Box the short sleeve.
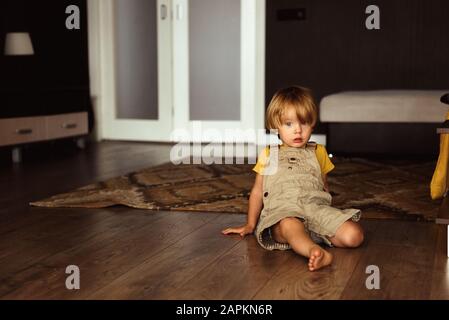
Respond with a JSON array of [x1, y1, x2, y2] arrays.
[[252, 147, 270, 175], [315, 144, 335, 175]]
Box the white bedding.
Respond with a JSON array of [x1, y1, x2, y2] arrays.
[[319, 90, 448, 123]]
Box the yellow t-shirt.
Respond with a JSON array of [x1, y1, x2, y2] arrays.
[[252, 144, 335, 175]]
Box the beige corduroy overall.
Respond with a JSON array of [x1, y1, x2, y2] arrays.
[[255, 143, 361, 250]]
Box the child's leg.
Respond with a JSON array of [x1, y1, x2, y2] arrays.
[[271, 217, 333, 271], [329, 221, 364, 248]]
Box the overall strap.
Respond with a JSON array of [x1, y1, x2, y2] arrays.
[[306, 142, 317, 150]]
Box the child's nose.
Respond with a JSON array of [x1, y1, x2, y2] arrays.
[[295, 124, 302, 133]]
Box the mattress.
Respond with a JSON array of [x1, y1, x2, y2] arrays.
[[320, 90, 449, 123]]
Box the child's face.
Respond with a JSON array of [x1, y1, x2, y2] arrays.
[[278, 107, 313, 148]]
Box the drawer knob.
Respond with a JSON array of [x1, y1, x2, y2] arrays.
[[15, 128, 33, 135], [62, 123, 78, 129]]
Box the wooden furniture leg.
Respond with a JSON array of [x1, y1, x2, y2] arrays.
[[12, 147, 22, 163], [436, 198, 449, 257], [436, 117, 449, 257]]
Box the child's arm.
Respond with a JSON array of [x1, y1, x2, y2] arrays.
[[323, 174, 330, 192], [222, 173, 263, 237]]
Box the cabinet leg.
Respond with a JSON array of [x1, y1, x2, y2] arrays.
[[12, 147, 22, 163], [76, 138, 86, 149]]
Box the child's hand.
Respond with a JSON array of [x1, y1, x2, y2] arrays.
[[221, 224, 255, 237]]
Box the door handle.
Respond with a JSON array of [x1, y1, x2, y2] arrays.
[[161, 4, 167, 20]]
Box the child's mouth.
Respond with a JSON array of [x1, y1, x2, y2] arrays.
[[294, 138, 303, 143]]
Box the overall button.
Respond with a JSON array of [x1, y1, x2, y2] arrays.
[[264, 192, 269, 197], [288, 166, 292, 170]]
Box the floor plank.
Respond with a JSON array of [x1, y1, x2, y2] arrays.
[[340, 221, 439, 299], [88, 214, 245, 299], [170, 236, 291, 300], [1, 210, 219, 299], [430, 224, 449, 299], [252, 220, 378, 300], [0, 209, 157, 284]]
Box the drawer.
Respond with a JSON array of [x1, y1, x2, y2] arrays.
[[46, 112, 88, 139], [0, 116, 47, 146]]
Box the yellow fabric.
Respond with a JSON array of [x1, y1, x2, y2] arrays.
[[253, 144, 335, 175], [430, 110, 449, 200]]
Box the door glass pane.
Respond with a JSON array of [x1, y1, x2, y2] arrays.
[[115, 0, 158, 120], [189, 0, 241, 121]]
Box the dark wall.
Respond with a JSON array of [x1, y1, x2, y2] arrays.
[[0, 0, 92, 128], [266, 0, 449, 132]]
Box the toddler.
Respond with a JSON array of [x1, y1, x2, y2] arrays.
[[222, 86, 363, 271]]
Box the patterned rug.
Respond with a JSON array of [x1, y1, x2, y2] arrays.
[[30, 157, 441, 221]]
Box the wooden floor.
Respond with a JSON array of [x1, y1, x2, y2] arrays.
[[1, 140, 448, 300]]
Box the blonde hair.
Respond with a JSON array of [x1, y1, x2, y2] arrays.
[[266, 86, 318, 130]]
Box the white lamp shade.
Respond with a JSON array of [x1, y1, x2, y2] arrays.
[[4, 32, 34, 55]]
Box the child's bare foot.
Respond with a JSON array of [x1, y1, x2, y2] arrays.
[[308, 246, 333, 271]]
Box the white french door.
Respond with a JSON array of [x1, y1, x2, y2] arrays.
[[173, 0, 265, 143], [93, 0, 265, 143], [95, 0, 172, 141]]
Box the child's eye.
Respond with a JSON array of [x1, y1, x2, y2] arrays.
[[285, 122, 292, 127]]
